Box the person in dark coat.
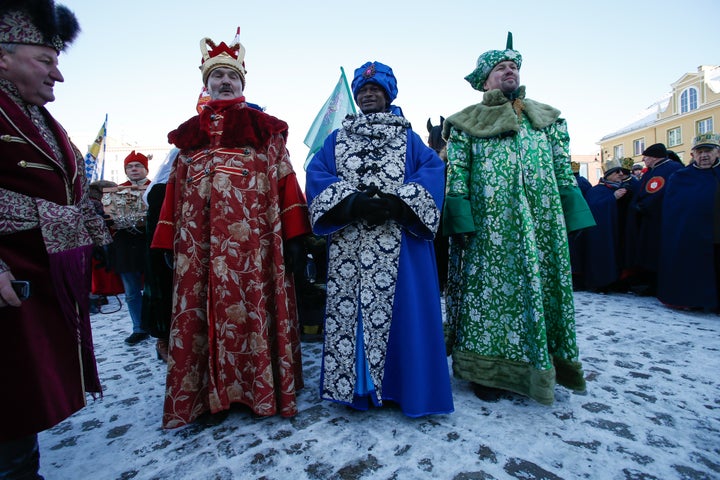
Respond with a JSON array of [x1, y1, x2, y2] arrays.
[[568, 161, 593, 289], [581, 159, 636, 292], [106, 151, 152, 345], [0, 1, 110, 477], [624, 143, 683, 296], [658, 133, 720, 311]]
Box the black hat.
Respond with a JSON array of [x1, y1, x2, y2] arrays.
[[667, 150, 682, 163], [0, 0, 80, 52], [642, 143, 667, 159]]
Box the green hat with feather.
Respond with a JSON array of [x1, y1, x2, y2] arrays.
[[465, 32, 522, 92]]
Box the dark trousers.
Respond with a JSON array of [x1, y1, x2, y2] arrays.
[[0, 434, 43, 479]]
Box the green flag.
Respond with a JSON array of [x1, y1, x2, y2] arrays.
[[303, 67, 356, 169]]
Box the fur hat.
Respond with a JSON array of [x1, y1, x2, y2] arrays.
[[602, 158, 630, 177], [691, 133, 720, 150], [0, 0, 80, 52], [642, 143, 667, 159], [199, 33, 246, 88], [465, 32, 522, 92], [124, 151, 149, 171], [351, 61, 398, 103]]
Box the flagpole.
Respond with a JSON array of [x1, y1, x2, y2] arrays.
[[100, 114, 107, 180], [340, 67, 357, 114]]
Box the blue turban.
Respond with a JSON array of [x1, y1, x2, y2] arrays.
[[351, 61, 398, 103]]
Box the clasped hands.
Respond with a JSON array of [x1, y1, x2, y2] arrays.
[[348, 185, 408, 226]]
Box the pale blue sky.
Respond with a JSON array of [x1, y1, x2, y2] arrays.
[[50, 0, 718, 180]]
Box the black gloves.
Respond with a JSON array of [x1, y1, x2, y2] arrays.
[[350, 192, 392, 226], [323, 186, 414, 227], [350, 191, 412, 226], [284, 236, 307, 276]]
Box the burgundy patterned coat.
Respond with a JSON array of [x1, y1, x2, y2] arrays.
[[0, 86, 109, 442]]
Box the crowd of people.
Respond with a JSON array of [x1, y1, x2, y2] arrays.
[[1, 1, 716, 477], [570, 137, 720, 313]]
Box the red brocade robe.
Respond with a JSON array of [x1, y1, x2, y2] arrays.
[[152, 98, 311, 428]]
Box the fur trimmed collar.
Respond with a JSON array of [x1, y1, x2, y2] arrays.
[[442, 86, 561, 140], [168, 99, 288, 150]]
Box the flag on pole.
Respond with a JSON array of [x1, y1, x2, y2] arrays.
[[84, 115, 107, 182], [303, 67, 356, 169]]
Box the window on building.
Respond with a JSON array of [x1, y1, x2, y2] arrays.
[[667, 127, 682, 147], [613, 144, 624, 159], [633, 138, 645, 156], [697, 118, 713, 135], [595, 168, 602, 180], [680, 88, 698, 113]]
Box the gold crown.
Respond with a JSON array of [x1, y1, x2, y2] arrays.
[[199, 36, 246, 87]]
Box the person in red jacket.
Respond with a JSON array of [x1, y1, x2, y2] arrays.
[[0, 1, 110, 477], [152, 32, 311, 429]]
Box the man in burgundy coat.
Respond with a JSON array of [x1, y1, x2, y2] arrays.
[[0, 1, 110, 477]]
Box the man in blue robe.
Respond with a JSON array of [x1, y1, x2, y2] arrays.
[[658, 133, 720, 310], [581, 159, 637, 292], [305, 61, 453, 417], [625, 143, 683, 295]]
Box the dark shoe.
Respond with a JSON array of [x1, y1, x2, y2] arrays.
[[472, 383, 510, 402], [125, 332, 149, 345]]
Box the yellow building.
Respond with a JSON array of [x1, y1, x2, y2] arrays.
[[599, 65, 720, 166]]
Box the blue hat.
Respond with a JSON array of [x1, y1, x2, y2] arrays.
[[351, 61, 398, 103]]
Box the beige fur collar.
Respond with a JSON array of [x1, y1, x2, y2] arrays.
[[442, 86, 561, 139]]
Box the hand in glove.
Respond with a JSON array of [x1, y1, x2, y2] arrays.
[[284, 236, 307, 276], [377, 193, 412, 224], [350, 192, 391, 226]]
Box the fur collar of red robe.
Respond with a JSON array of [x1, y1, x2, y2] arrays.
[[168, 98, 288, 150]]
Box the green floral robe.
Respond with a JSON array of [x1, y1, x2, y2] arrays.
[[443, 87, 594, 404]]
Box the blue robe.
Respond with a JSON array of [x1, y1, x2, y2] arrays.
[[625, 159, 683, 272], [581, 181, 633, 289], [305, 120, 453, 418], [658, 164, 720, 309]]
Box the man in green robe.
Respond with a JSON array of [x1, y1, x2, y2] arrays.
[[443, 33, 595, 405]]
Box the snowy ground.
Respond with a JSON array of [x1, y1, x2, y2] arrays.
[[38, 291, 719, 480]]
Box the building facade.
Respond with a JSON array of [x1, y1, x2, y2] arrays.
[[599, 65, 720, 166]]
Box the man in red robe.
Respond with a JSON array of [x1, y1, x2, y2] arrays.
[[0, 1, 111, 476], [152, 32, 311, 428]]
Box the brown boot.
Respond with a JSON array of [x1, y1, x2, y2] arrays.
[[156, 339, 169, 362]]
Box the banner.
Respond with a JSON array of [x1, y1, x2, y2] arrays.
[[84, 115, 107, 182], [303, 67, 356, 169]]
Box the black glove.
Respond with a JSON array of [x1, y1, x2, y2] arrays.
[[163, 250, 174, 269], [284, 236, 306, 276], [451, 233, 475, 249], [350, 192, 391, 226], [378, 193, 412, 224]]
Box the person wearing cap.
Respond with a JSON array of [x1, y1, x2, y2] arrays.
[[151, 33, 311, 429], [441, 33, 594, 405], [0, 0, 111, 476], [658, 133, 720, 311], [631, 163, 644, 180], [624, 142, 683, 296], [305, 61, 453, 417], [579, 159, 637, 293], [105, 151, 152, 345]]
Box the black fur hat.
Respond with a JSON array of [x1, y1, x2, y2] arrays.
[[0, 0, 80, 52]]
